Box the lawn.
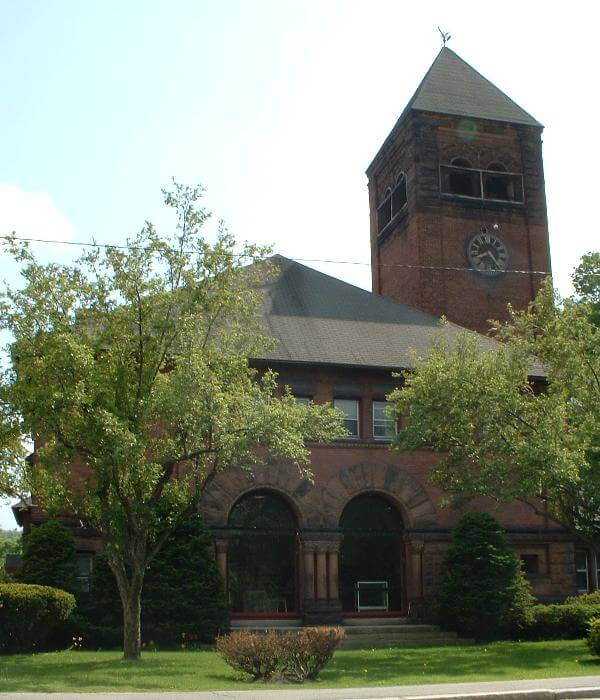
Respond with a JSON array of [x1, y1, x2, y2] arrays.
[[0, 640, 598, 693]]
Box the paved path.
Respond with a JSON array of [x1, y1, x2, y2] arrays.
[[2, 676, 600, 700]]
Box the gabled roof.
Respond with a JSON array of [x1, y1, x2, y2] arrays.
[[254, 255, 498, 370], [409, 47, 542, 127]]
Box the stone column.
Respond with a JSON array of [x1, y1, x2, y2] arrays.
[[214, 538, 229, 595], [328, 548, 340, 601], [406, 538, 425, 618], [315, 546, 328, 600], [302, 542, 316, 601], [300, 532, 343, 625]]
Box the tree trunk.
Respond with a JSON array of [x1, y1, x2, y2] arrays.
[[110, 557, 145, 662], [122, 585, 143, 661]]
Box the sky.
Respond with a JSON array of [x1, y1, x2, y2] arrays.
[[1, 0, 599, 529]]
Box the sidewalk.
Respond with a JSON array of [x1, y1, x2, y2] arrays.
[[3, 675, 600, 700]]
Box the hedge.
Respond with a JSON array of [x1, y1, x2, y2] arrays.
[[0, 583, 76, 652], [520, 602, 600, 640], [587, 617, 600, 656]]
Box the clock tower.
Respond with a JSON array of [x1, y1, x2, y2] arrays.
[[367, 48, 552, 334]]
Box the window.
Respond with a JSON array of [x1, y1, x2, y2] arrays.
[[377, 173, 407, 234], [576, 550, 589, 592], [334, 398, 359, 438], [372, 401, 396, 441], [520, 554, 540, 576], [75, 553, 93, 593], [294, 396, 311, 406], [444, 157, 481, 198], [440, 158, 524, 203]]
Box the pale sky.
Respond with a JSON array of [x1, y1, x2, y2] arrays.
[[1, 0, 599, 528]]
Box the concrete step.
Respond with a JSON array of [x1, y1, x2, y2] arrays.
[[343, 624, 441, 634], [343, 616, 409, 626], [231, 618, 302, 629]]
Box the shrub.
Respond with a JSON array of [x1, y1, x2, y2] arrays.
[[18, 521, 77, 593], [438, 512, 533, 641], [216, 630, 281, 681], [587, 617, 600, 656], [520, 603, 600, 640], [216, 627, 344, 682], [0, 583, 76, 652], [75, 514, 228, 648], [279, 627, 345, 682], [566, 590, 600, 606], [142, 514, 229, 644]]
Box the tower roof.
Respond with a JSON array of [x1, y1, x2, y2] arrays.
[[409, 47, 541, 127]]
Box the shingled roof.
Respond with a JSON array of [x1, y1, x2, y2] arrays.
[[254, 255, 499, 370], [409, 47, 541, 127]]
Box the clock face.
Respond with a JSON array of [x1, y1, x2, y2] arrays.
[[467, 230, 509, 276]]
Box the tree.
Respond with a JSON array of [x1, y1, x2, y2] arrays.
[[0, 182, 343, 660], [18, 521, 77, 593], [438, 512, 532, 641], [390, 258, 599, 560]]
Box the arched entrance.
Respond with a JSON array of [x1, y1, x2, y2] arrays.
[[339, 493, 404, 613], [228, 490, 298, 614]]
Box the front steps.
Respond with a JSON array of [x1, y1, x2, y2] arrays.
[[230, 616, 469, 648]]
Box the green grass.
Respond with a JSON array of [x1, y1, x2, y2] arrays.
[[0, 640, 598, 693]]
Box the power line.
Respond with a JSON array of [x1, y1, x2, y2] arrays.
[[0, 234, 551, 276]]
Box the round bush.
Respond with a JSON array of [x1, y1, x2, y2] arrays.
[[0, 583, 76, 652], [438, 512, 533, 641], [588, 617, 600, 656]]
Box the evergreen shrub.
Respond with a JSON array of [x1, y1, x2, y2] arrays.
[[438, 512, 533, 641], [17, 521, 76, 593], [75, 513, 228, 647], [0, 583, 75, 652]]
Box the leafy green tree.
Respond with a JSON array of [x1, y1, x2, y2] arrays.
[[0, 528, 21, 559], [0, 182, 343, 659], [438, 512, 533, 641], [18, 521, 76, 593], [390, 260, 600, 561]]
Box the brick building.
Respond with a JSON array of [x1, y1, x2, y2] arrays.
[[12, 48, 599, 621]]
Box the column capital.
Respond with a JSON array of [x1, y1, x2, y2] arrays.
[[407, 538, 425, 554], [214, 538, 229, 554]]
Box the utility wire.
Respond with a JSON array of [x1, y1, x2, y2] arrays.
[[0, 234, 551, 276]]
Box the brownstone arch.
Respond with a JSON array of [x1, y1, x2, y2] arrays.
[[320, 460, 437, 530], [200, 461, 317, 529]]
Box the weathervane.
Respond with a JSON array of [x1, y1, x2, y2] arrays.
[[438, 27, 451, 46]]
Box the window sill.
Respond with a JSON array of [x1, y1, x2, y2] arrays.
[[440, 193, 525, 209]]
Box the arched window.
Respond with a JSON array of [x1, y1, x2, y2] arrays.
[[339, 493, 404, 612], [451, 157, 471, 168], [228, 491, 298, 613], [447, 157, 481, 197], [377, 173, 407, 234], [484, 161, 513, 200]]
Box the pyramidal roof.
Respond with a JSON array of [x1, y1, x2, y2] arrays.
[[409, 47, 541, 127]]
